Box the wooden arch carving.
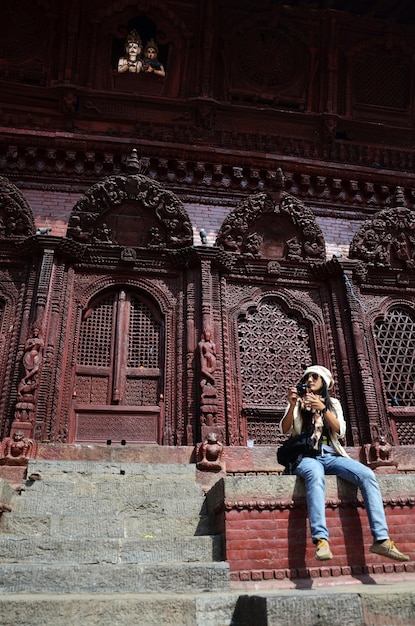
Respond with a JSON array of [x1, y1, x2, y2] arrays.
[[229, 284, 325, 328], [0, 176, 35, 239], [66, 150, 193, 249], [349, 187, 415, 270], [215, 174, 326, 261], [76, 275, 175, 314]]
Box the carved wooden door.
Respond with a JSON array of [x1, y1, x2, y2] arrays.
[[72, 288, 164, 444]]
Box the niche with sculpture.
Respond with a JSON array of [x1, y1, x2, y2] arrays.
[[117, 30, 165, 77], [112, 15, 168, 94]]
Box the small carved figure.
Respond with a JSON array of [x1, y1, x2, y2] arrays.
[[120, 247, 137, 262], [118, 30, 143, 73], [148, 226, 165, 248], [196, 432, 224, 472], [62, 91, 78, 115], [22, 324, 44, 384], [286, 237, 302, 260], [365, 435, 397, 468], [243, 232, 262, 257], [199, 328, 217, 387], [196, 103, 215, 131], [0, 430, 35, 464], [93, 222, 112, 243], [142, 39, 165, 77]]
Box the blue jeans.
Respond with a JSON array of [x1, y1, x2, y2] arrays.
[[294, 452, 389, 543]]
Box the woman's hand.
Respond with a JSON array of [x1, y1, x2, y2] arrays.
[[287, 386, 299, 406], [303, 390, 325, 412]]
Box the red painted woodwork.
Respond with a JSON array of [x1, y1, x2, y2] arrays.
[[1, 1, 415, 456]]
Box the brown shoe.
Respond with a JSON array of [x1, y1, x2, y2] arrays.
[[315, 538, 333, 561], [370, 539, 409, 562]]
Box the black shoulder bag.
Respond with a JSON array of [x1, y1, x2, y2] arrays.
[[277, 428, 320, 474]]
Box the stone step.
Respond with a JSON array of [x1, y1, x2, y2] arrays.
[[2, 584, 415, 626], [11, 491, 207, 515], [26, 459, 197, 480], [0, 511, 213, 537], [0, 562, 230, 595], [0, 534, 223, 563], [13, 483, 205, 514], [19, 477, 205, 499], [0, 593, 199, 626]]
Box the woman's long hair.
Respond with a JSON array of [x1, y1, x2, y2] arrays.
[[299, 377, 334, 430]]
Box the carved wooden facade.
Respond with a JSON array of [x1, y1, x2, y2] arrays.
[[1, 2, 415, 450], [2, 163, 415, 448]]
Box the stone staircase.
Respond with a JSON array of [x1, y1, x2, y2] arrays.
[[0, 459, 230, 625], [1, 457, 415, 626]]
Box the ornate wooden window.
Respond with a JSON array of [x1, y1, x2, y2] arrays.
[[355, 52, 409, 110], [73, 288, 163, 444], [352, 48, 411, 124], [238, 298, 312, 444], [374, 307, 415, 444], [76, 289, 162, 406]]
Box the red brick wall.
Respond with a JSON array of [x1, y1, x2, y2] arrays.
[[24, 189, 82, 237], [21, 189, 357, 260], [225, 504, 415, 582]]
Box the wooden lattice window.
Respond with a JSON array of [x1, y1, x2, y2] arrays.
[[76, 289, 162, 406], [128, 295, 160, 368], [78, 294, 113, 368], [238, 299, 312, 408], [354, 52, 409, 110], [238, 299, 312, 444], [374, 308, 415, 407]]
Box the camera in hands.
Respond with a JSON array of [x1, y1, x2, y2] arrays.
[[296, 382, 309, 396]]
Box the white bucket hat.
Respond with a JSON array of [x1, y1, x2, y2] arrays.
[[303, 365, 334, 390]]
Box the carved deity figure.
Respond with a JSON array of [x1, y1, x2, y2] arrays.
[[196, 432, 224, 472], [243, 232, 262, 257], [199, 328, 220, 428], [364, 435, 397, 469], [22, 324, 44, 384], [199, 328, 217, 388], [142, 39, 165, 77], [286, 237, 302, 260], [0, 430, 35, 464], [14, 324, 44, 424], [118, 30, 143, 73]]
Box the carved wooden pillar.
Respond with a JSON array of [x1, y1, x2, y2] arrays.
[[11, 240, 67, 442], [185, 275, 196, 446], [197, 253, 225, 444], [342, 263, 392, 444]]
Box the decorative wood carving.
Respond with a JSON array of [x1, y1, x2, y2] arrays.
[[350, 187, 415, 270], [67, 150, 193, 249], [216, 171, 325, 261], [0, 430, 36, 465], [0, 177, 35, 239]]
